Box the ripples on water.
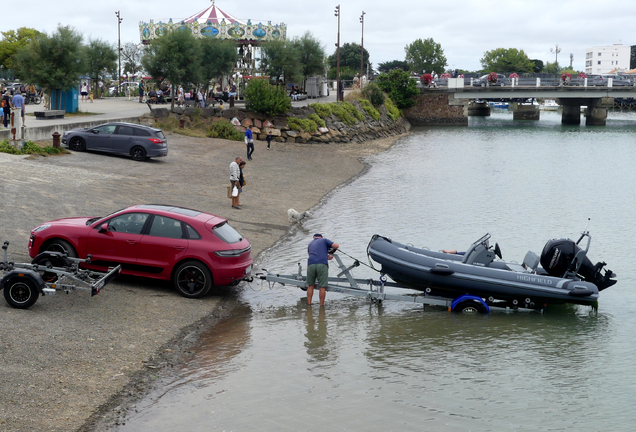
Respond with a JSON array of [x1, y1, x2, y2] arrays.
[[117, 111, 636, 431]]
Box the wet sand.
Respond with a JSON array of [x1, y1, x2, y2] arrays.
[[0, 131, 406, 432]]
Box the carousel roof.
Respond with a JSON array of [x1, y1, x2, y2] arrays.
[[183, 2, 245, 25]]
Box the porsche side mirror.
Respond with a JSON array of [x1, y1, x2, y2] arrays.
[[99, 223, 109, 233]]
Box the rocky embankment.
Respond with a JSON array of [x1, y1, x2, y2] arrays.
[[149, 100, 411, 143]]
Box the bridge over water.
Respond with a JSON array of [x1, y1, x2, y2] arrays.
[[407, 80, 636, 126]]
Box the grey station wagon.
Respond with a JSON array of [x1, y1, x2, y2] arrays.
[[62, 122, 168, 161]]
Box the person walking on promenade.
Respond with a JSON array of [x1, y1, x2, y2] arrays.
[[245, 126, 254, 160], [237, 160, 246, 206], [230, 156, 242, 209], [306, 234, 339, 307], [266, 131, 273, 150], [11, 91, 25, 126], [2, 91, 11, 128], [138, 81, 145, 103], [80, 82, 89, 102]]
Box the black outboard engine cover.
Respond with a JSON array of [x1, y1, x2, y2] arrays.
[[540, 238, 616, 291]]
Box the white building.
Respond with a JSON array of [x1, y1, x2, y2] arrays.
[[585, 44, 631, 75]]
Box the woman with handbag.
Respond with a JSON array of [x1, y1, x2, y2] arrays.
[[237, 161, 247, 206]]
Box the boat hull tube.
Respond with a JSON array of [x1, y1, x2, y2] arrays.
[[367, 234, 616, 308]]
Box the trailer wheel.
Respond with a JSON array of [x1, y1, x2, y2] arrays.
[[454, 300, 487, 314], [4, 278, 39, 309], [173, 261, 213, 298], [44, 239, 77, 258]]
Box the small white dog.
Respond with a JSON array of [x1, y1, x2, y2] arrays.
[[287, 208, 310, 223]]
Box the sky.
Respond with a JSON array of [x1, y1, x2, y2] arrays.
[[6, 0, 635, 72]]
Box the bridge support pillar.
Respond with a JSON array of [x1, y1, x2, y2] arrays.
[[584, 98, 612, 126], [561, 105, 581, 125], [511, 103, 540, 120], [466, 100, 490, 117]]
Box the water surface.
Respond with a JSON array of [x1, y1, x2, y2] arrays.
[[116, 110, 636, 431]]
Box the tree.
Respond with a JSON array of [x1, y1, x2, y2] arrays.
[[544, 61, 560, 74], [404, 38, 447, 74], [142, 30, 201, 109], [244, 78, 291, 115], [327, 42, 371, 77], [84, 39, 117, 96], [13, 25, 84, 91], [199, 39, 237, 91], [529, 59, 544, 73], [293, 32, 325, 79], [0, 27, 42, 70], [480, 48, 535, 73], [378, 60, 409, 73], [631, 45, 636, 69], [121, 42, 145, 79], [376, 69, 418, 109], [260, 40, 302, 85]]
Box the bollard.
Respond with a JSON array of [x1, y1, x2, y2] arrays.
[[229, 95, 235, 108], [52, 132, 61, 149], [179, 117, 185, 128]]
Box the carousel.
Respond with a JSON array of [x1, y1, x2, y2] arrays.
[[139, 0, 287, 76]]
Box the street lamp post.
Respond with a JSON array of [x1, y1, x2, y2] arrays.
[[116, 11, 122, 96], [334, 5, 341, 101], [360, 11, 365, 89], [550, 44, 561, 71]]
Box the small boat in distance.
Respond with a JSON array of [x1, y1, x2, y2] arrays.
[[367, 229, 616, 309], [540, 99, 559, 111]]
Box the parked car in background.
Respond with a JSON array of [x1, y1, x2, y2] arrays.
[[28, 204, 253, 298], [62, 122, 168, 161], [585, 75, 634, 86], [472, 73, 508, 87]]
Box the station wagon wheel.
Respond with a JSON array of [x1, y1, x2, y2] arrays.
[[131, 146, 147, 161], [69, 137, 86, 151], [173, 261, 213, 298], [44, 239, 77, 258], [4, 278, 39, 309]]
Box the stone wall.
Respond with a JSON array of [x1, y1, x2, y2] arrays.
[[147, 100, 411, 144], [403, 93, 467, 126]]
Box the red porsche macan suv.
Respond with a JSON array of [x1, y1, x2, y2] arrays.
[[28, 205, 253, 298]]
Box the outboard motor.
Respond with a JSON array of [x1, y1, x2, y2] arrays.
[[540, 238, 616, 291]]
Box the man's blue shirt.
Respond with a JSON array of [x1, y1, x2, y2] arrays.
[[245, 129, 253, 140], [307, 238, 334, 266]]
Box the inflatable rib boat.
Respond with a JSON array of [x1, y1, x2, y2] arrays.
[[367, 232, 616, 308]]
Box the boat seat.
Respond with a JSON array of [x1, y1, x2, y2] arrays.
[[523, 251, 540, 271]]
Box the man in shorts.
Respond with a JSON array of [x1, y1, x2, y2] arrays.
[[306, 233, 339, 306]]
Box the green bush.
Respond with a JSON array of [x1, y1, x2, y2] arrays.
[[331, 103, 357, 126], [361, 82, 386, 107], [207, 120, 244, 141], [376, 69, 418, 109], [384, 97, 402, 121], [288, 117, 318, 133], [359, 99, 381, 121], [22, 141, 45, 154], [342, 102, 364, 121], [244, 79, 291, 116], [0, 140, 20, 154], [44, 146, 61, 154], [308, 113, 325, 128], [310, 103, 332, 118]]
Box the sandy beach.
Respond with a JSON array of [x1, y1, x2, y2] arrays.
[[0, 130, 405, 432]]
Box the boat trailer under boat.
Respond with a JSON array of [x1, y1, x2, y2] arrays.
[[259, 227, 616, 314]]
